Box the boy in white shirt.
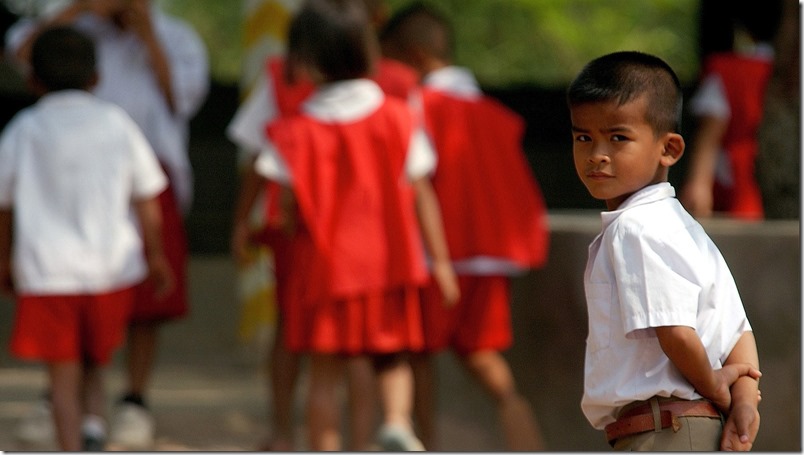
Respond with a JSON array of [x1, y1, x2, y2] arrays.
[[0, 26, 172, 451], [567, 51, 761, 451]]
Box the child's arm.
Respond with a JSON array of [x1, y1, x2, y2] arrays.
[[231, 164, 265, 266], [0, 208, 13, 295], [720, 331, 761, 451], [411, 177, 459, 306], [679, 115, 728, 218], [655, 326, 761, 412], [134, 196, 174, 298]]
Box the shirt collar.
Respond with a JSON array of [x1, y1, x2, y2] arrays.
[[302, 78, 384, 122], [600, 182, 676, 228], [422, 66, 481, 100]]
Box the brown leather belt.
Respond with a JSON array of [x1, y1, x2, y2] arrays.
[[605, 398, 721, 444]]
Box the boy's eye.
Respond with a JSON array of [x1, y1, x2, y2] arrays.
[[611, 134, 629, 142], [574, 134, 591, 142]]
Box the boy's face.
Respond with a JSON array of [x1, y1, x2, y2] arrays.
[[570, 95, 683, 210]]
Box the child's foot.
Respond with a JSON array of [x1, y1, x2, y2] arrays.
[[376, 424, 425, 451]]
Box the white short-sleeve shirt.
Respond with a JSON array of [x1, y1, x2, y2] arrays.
[[6, 5, 209, 213], [0, 91, 168, 295], [254, 79, 436, 183], [580, 182, 752, 429]]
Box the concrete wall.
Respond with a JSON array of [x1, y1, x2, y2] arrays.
[[504, 211, 800, 450]]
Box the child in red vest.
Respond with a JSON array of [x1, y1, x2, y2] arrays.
[[245, 0, 458, 450], [381, 2, 549, 450]]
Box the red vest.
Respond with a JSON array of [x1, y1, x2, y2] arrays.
[[704, 53, 773, 219], [421, 89, 549, 268], [266, 98, 428, 301]]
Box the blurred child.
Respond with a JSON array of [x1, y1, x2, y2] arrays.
[[246, 0, 459, 450], [567, 50, 760, 450], [679, 2, 781, 220], [5, 1, 208, 449], [227, 0, 419, 449], [0, 26, 172, 451], [381, 3, 549, 450]]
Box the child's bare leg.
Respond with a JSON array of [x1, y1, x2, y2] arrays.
[[461, 350, 545, 451], [263, 329, 300, 451], [82, 363, 106, 419], [346, 355, 376, 450], [306, 353, 344, 450], [48, 361, 83, 451], [410, 352, 437, 450], [374, 353, 415, 430], [124, 321, 159, 399]]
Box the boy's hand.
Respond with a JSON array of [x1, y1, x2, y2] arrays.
[[720, 401, 760, 451], [711, 363, 761, 412], [147, 253, 174, 299], [431, 260, 459, 307], [230, 221, 253, 266]]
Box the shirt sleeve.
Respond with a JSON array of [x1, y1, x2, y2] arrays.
[[226, 72, 278, 155], [609, 224, 702, 338], [254, 140, 292, 185], [689, 73, 730, 120], [127, 116, 169, 199], [405, 127, 437, 180], [0, 117, 21, 207], [159, 14, 210, 119]]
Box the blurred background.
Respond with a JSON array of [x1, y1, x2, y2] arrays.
[[0, 0, 799, 451]]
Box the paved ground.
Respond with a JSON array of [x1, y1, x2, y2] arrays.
[[0, 257, 504, 452]]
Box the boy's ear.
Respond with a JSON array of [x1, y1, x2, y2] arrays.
[[660, 132, 685, 166]]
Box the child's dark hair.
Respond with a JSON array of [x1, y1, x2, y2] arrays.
[[286, 0, 376, 83], [380, 1, 453, 62], [567, 51, 682, 135], [31, 25, 96, 91]]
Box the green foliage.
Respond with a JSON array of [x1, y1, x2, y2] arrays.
[[161, 0, 700, 88]]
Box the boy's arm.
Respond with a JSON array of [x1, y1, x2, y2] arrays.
[[411, 177, 459, 306], [720, 331, 761, 451], [231, 164, 265, 265], [134, 196, 173, 298], [655, 325, 760, 412], [679, 115, 728, 218], [0, 208, 13, 295]]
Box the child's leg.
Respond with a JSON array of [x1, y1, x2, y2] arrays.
[[373, 353, 425, 450], [261, 324, 300, 451], [82, 362, 106, 419], [124, 321, 159, 401], [345, 355, 377, 450], [47, 361, 83, 451], [460, 350, 545, 450], [306, 353, 345, 450], [410, 352, 437, 450]]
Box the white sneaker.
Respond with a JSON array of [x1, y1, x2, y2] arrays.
[[108, 403, 155, 450], [15, 399, 56, 449], [376, 424, 425, 451]]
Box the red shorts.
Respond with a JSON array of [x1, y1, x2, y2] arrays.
[[10, 286, 135, 364], [131, 186, 188, 323], [419, 275, 512, 355]]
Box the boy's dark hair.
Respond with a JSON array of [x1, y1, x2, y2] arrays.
[[567, 51, 682, 135], [287, 0, 376, 82], [31, 25, 96, 91], [380, 1, 453, 62]]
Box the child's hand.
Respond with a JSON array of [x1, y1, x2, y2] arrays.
[[431, 260, 459, 307], [230, 221, 253, 266], [147, 253, 175, 300], [720, 401, 760, 451], [711, 363, 761, 411]]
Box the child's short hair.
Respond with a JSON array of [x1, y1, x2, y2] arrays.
[[567, 51, 682, 135], [31, 26, 96, 91], [380, 1, 453, 62], [287, 0, 376, 82]]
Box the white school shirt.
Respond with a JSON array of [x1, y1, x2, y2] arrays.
[[0, 90, 168, 295], [6, 5, 209, 213], [255, 78, 435, 183], [580, 182, 752, 429]]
